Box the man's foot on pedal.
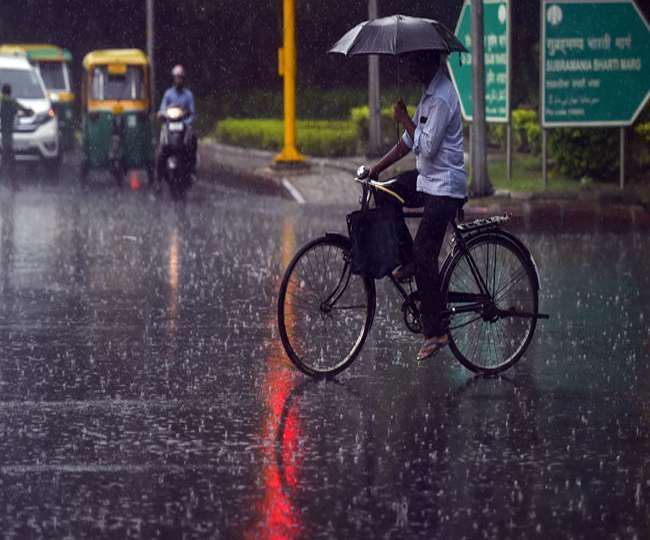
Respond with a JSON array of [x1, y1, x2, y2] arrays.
[[416, 336, 449, 361], [393, 262, 415, 283]]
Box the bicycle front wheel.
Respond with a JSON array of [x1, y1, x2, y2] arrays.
[[277, 234, 376, 377], [444, 233, 539, 374]]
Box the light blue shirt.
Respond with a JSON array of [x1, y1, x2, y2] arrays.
[[159, 87, 195, 125], [402, 69, 468, 199]]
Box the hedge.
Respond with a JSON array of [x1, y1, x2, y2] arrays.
[[548, 128, 620, 181], [214, 118, 358, 157], [483, 108, 541, 155], [512, 108, 541, 155], [350, 104, 417, 155], [214, 103, 649, 177]]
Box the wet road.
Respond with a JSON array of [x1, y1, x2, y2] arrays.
[[0, 167, 649, 538]]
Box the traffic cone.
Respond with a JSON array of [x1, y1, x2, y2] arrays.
[[129, 171, 141, 191]]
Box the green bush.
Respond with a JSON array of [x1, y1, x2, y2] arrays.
[[632, 121, 650, 175], [525, 122, 542, 155], [214, 118, 358, 157], [487, 123, 506, 150], [548, 128, 619, 181], [512, 108, 541, 154], [635, 122, 650, 144]]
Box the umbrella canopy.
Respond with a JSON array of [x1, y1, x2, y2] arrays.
[[328, 14, 467, 57]]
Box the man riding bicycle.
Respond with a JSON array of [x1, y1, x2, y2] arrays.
[[367, 50, 468, 361]]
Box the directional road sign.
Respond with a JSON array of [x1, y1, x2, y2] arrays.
[[542, 0, 650, 126], [448, 0, 510, 123]]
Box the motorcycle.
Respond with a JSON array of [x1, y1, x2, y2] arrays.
[[158, 106, 193, 201]]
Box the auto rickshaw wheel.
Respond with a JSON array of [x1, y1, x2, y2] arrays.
[[146, 163, 156, 188], [80, 160, 89, 188], [111, 160, 125, 188]]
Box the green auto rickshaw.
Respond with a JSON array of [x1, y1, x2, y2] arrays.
[[80, 49, 155, 187], [0, 44, 76, 151]]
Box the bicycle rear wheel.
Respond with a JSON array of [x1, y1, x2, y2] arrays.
[[278, 234, 376, 377], [444, 233, 538, 374]]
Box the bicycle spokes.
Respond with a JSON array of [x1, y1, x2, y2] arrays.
[[278, 237, 374, 376], [446, 236, 538, 372]]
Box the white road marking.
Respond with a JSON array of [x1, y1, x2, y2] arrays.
[[281, 178, 306, 204]]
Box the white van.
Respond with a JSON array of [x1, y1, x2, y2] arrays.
[[0, 54, 60, 171]]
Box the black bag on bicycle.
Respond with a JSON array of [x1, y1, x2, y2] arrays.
[[346, 207, 402, 279]]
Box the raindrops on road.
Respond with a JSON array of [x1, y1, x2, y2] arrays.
[[0, 170, 648, 538]]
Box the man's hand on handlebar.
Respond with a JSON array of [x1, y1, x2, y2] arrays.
[[355, 165, 371, 180], [367, 166, 380, 180]]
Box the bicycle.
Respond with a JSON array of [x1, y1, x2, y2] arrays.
[[277, 166, 548, 378]]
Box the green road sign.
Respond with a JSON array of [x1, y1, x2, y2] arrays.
[[542, 0, 650, 126], [448, 0, 510, 123]]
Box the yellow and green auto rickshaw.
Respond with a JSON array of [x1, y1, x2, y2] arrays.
[[0, 44, 75, 151], [80, 49, 155, 186]]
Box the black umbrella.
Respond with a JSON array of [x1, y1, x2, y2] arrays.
[[328, 14, 467, 57], [328, 14, 466, 145]]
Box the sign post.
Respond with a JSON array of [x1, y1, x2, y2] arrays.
[[146, 0, 155, 105], [449, 0, 511, 183], [449, 0, 511, 123], [367, 0, 382, 158], [275, 0, 305, 165], [620, 127, 625, 189], [541, 0, 650, 188]]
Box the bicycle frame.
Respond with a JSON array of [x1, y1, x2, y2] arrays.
[[354, 174, 548, 327], [388, 211, 492, 323]]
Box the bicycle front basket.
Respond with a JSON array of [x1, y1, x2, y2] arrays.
[[346, 207, 401, 279]]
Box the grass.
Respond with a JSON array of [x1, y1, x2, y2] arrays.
[[485, 152, 650, 204], [486, 152, 578, 193]]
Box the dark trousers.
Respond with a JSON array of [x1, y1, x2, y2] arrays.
[[375, 170, 461, 338], [0, 141, 15, 183]]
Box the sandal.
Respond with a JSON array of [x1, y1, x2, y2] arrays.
[[393, 262, 416, 283], [416, 336, 449, 361]]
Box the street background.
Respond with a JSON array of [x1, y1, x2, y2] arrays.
[[0, 164, 648, 537], [2, 0, 649, 192], [0, 1, 649, 537]]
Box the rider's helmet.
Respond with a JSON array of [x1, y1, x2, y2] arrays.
[[171, 65, 185, 79]]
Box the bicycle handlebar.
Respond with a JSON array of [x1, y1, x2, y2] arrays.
[[354, 165, 398, 188], [354, 165, 405, 204]]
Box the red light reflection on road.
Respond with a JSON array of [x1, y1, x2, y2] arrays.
[[247, 218, 302, 540]]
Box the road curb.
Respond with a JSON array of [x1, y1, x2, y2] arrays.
[[197, 140, 650, 222], [198, 141, 294, 200]]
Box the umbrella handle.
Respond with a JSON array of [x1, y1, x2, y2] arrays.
[[395, 58, 400, 144]]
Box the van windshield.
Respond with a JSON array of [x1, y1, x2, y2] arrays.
[[37, 61, 69, 91], [0, 68, 46, 99], [91, 66, 144, 100]]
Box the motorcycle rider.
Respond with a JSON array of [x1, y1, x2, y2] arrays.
[[156, 65, 197, 184]]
